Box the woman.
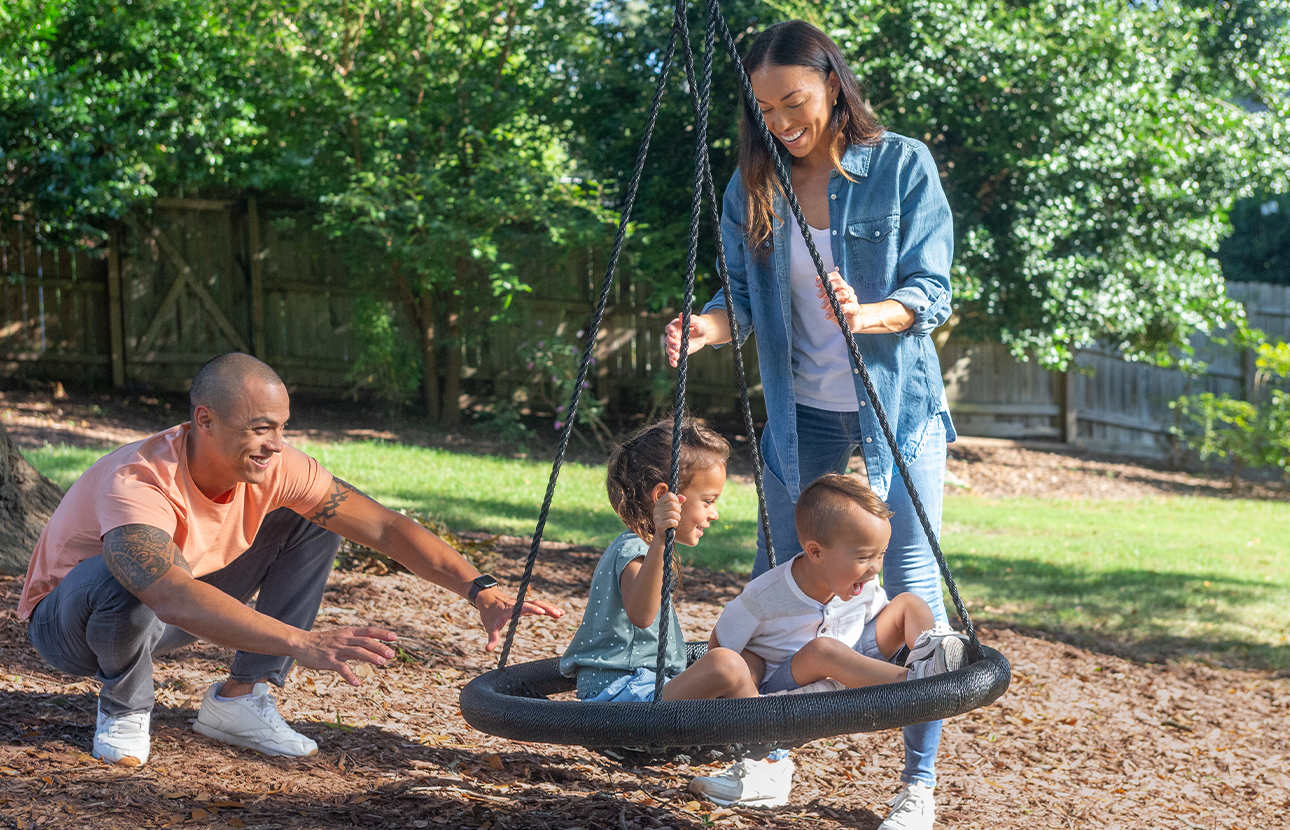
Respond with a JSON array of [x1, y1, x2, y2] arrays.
[[665, 20, 955, 830]]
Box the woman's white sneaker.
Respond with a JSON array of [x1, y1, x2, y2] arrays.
[[688, 755, 795, 807], [193, 682, 318, 757], [92, 702, 150, 766], [879, 782, 936, 830]]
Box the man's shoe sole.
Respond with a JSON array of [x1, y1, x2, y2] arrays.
[[192, 720, 318, 757], [698, 794, 789, 808]]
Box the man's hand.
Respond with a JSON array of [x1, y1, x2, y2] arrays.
[[474, 589, 564, 652], [293, 626, 398, 686]]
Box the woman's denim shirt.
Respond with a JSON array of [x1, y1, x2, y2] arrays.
[[702, 132, 957, 499]]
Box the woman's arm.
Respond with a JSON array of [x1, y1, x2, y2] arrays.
[[664, 312, 732, 367], [666, 175, 755, 365], [820, 142, 953, 337], [817, 270, 917, 334]]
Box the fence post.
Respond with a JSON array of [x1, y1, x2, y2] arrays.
[[106, 223, 126, 388], [1062, 362, 1079, 444], [246, 194, 267, 360]]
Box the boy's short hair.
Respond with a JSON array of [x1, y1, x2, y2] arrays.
[[794, 473, 893, 548]]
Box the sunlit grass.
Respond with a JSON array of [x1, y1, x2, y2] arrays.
[[940, 496, 1290, 671]]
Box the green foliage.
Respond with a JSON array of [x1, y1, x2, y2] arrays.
[[827, 0, 1290, 368], [1219, 193, 1290, 285], [1171, 342, 1290, 485], [346, 296, 423, 410], [0, 0, 257, 246], [5, 0, 1288, 383], [570, 1, 1290, 368], [233, 0, 614, 310]]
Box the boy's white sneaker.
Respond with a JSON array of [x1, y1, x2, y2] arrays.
[[688, 755, 795, 807], [878, 782, 936, 830], [193, 682, 318, 757], [906, 625, 968, 680], [92, 702, 150, 766]]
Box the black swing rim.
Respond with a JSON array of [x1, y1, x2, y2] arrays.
[[461, 641, 1011, 753]]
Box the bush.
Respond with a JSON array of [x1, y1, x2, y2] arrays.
[[1171, 342, 1290, 487], [346, 296, 423, 411]]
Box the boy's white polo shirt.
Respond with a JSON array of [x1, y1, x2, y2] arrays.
[[713, 554, 889, 684]]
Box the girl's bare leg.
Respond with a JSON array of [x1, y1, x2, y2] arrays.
[[661, 647, 760, 701]]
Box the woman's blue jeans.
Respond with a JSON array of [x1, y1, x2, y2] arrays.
[[753, 404, 948, 788]]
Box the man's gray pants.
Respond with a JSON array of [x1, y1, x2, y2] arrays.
[[27, 509, 340, 716]]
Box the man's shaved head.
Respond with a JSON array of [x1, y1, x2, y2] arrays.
[[190, 353, 285, 421]]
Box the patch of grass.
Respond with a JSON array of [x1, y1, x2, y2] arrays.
[[20, 444, 110, 491], [941, 496, 1290, 672]]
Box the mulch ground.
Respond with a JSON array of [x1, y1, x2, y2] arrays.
[[1, 387, 1288, 829]]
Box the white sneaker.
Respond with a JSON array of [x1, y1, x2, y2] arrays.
[[193, 682, 318, 757], [688, 756, 795, 807], [906, 625, 968, 680], [768, 678, 846, 696], [92, 702, 150, 766], [879, 782, 936, 830]]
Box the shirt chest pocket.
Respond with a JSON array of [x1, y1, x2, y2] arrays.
[[845, 214, 901, 289]]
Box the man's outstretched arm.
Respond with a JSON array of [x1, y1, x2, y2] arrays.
[[102, 524, 396, 685], [302, 478, 564, 651]]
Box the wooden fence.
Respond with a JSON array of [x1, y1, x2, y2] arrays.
[[3, 199, 1287, 460]]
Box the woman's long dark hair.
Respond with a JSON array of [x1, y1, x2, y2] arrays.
[[739, 20, 884, 257]]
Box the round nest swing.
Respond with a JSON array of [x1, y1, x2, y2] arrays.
[[459, 0, 1011, 765]]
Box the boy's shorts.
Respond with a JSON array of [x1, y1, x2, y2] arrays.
[[758, 617, 905, 695]]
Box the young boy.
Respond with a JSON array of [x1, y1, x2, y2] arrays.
[[688, 473, 967, 807]]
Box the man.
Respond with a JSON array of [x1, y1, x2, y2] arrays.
[[19, 352, 562, 766]]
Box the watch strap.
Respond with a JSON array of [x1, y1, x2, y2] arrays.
[[468, 574, 498, 606]]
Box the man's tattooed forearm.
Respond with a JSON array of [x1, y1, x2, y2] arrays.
[[103, 524, 183, 594], [307, 477, 363, 527]]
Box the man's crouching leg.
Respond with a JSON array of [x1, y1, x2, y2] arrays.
[[192, 508, 340, 757], [27, 556, 165, 766]]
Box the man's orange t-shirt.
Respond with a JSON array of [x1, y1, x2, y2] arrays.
[[18, 423, 333, 620]]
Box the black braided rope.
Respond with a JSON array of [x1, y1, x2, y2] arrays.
[[710, 5, 982, 661], [496, 19, 683, 670], [685, 0, 777, 571], [653, 0, 702, 703]]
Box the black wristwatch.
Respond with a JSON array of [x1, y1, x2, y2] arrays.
[[468, 574, 499, 606]]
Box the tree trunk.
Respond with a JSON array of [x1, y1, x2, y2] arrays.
[[420, 287, 441, 422], [442, 280, 462, 429], [0, 421, 64, 575]]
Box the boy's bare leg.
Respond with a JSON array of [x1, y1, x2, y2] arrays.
[[788, 637, 909, 688], [870, 592, 937, 657], [661, 647, 760, 700]]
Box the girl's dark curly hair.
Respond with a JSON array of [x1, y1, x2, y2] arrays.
[[606, 417, 730, 541]]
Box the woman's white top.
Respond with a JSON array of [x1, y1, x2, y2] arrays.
[[788, 223, 860, 410]]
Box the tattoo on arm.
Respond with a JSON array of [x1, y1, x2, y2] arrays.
[[103, 524, 187, 595], [306, 477, 364, 528]]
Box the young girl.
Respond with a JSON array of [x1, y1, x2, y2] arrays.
[[559, 418, 758, 703]]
